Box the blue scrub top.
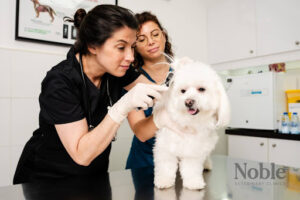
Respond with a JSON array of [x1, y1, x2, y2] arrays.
[[126, 67, 172, 169]]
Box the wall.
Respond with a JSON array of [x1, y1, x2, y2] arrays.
[[119, 0, 208, 61], [0, 0, 69, 186]]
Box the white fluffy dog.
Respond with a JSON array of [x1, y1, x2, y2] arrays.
[[153, 58, 230, 190]]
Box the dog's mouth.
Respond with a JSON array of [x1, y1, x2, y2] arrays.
[[187, 108, 199, 115]]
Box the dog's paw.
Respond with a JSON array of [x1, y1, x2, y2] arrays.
[[154, 175, 175, 189], [204, 158, 213, 171], [183, 177, 206, 190]]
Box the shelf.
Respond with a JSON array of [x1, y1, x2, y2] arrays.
[[226, 128, 300, 141]]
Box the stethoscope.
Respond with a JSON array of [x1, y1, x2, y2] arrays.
[[79, 54, 114, 134]]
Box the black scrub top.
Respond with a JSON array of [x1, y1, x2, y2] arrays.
[[13, 47, 140, 184]]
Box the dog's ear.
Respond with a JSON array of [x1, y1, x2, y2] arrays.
[[172, 57, 194, 71], [215, 79, 231, 128]]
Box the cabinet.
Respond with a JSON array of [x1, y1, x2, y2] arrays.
[[228, 135, 300, 167], [228, 135, 268, 163], [208, 0, 300, 64], [207, 0, 256, 63], [268, 139, 300, 168], [256, 0, 300, 56]]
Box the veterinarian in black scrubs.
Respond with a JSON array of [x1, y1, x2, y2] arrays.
[[13, 5, 168, 184]]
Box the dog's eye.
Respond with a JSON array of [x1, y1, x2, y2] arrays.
[[198, 87, 206, 92], [181, 89, 186, 94]]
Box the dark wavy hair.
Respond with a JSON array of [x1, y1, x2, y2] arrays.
[[133, 12, 174, 68], [64, 5, 138, 55]]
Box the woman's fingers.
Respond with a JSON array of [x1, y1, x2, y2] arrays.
[[145, 85, 168, 100], [135, 84, 168, 110]]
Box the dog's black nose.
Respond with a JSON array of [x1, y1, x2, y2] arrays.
[[185, 99, 195, 108]]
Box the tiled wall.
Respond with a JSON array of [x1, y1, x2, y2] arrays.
[[0, 48, 65, 186]]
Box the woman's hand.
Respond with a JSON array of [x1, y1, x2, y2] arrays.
[[108, 83, 168, 124]]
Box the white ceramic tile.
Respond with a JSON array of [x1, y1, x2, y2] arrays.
[[109, 137, 132, 172], [11, 98, 39, 146], [0, 99, 10, 146], [11, 51, 64, 98], [9, 145, 24, 184], [0, 0, 13, 46], [119, 120, 135, 139], [0, 49, 11, 97], [0, 147, 11, 186]]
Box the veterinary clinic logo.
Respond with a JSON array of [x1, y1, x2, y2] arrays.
[[234, 162, 288, 180]]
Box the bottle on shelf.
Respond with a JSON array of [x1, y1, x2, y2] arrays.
[[281, 112, 290, 134], [290, 112, 299, 134]]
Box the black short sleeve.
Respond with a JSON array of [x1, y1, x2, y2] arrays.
[[39, 70, 85, 125], [119, 67, 141, 87]]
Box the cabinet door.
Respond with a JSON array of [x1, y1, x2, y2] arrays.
[[269, 139, 300, 168], [207, 0, 256, 64], [256, 0, 300, 56], [228, 135, 268, 162]]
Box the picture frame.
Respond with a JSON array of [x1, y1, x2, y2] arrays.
[[15, 0, 117, 46]]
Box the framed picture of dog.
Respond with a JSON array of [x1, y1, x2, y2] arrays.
[[15, 0, 117, 46]]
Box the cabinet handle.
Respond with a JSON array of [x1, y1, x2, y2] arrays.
[[296, 41, 300, 45], [249, 50, 254, 54], [272, 144, 277, 148], [260, 142, 264, 146]]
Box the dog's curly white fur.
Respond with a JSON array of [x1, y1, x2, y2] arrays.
[[153, 58, 230, 190]]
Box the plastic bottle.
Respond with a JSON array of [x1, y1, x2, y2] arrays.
[[290, 112, 299, 134], [281, 112, 290, 134]]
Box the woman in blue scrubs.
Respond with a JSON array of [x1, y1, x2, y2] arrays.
[[126, 12, 174, 169]]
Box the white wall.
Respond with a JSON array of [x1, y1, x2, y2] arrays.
[[0, 0, 68, 187], [119, 0, 208, 62]]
